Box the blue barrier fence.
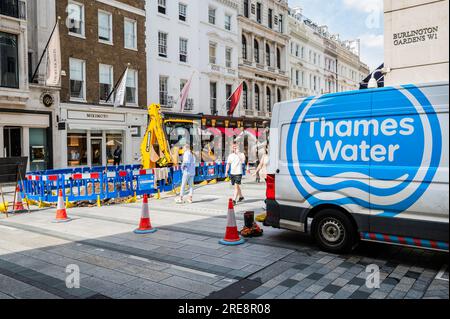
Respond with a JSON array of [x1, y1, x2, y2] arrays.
[[22, 162, 245, 203]]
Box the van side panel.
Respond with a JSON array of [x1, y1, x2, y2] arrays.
[[369, 84, 449, 242]]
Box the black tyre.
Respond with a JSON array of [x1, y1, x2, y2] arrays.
[[311, 209, 358, 253]]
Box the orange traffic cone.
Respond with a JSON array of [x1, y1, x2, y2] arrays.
[[53, 189, 71, 223], [13, 186, 25, 212], [134, 194, 157, 234], [219, 199, 245, 246]]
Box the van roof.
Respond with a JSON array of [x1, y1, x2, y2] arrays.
[[278, 81, 449, 106]]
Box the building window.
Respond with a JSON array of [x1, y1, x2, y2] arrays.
[[179, 3, 187, 21], [278, 14, 284, 33], [256, 2, 262, 23], [98, 11, 113, 43], [268, 9, 273, 29], [277, 88, 282, 102], [254, 84, 260, 111], [254, 39, 260, 64], [210, 82, 217, 114], [180, 79, 187, 93], [69, 58, 85, 100], [266, 87, 272, 112], [242, 82, 248, 109], [124, 19, 137, 50], [99, 64, 113, 103], [126, 69, 138, 105], [158, 0, 166, 14], [179, 38, 188, 63], [244, 0, 249, 18], [0, 32, 19, 89], [265, 44, 271, 66], [295, 70, 299, 86], [208, 7, 216, 25], [159, 76, 168, 107], [225, 14, 232, 31], [225, 47, 232, 68], [158, 32, 168, 57], [226, 84, 232, 111], [209, 42, 217, 64], [67, 132, 87, 167], [242, 35, 247, 60], [277, 48, 281, 69], [67, 1, 84, 36]]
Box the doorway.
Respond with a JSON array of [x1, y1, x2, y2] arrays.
[[3, 127, 21, 157], [90, 138, 103, 166]]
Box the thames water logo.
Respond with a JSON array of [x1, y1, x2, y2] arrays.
[[286, 85, 442, 216]]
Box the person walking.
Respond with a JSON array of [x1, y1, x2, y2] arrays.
[[253, 147, 269, 182], [176, 144, 196, 204], [113, 146, 122, 166], [226, 143, 246, 205]]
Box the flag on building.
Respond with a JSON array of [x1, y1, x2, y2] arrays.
[[114, 67, 129, 107], [45, 22, 61, 86], [228, 82, 244, 116], [179, 73, 194, 112]]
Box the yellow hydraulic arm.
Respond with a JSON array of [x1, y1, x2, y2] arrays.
[[140, 104, 173, 169]]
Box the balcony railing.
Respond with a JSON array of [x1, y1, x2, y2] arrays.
[[0, 0, 26, 19]]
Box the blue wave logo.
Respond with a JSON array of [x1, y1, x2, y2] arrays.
[[286, 85, 442, 217]]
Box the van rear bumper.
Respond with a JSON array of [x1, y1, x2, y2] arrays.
[[264, 199, 310, 232]]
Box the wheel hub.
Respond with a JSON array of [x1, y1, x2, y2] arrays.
[[320, 219, 345, 244]]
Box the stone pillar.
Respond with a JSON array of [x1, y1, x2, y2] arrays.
[[251, 34, 255, 63]]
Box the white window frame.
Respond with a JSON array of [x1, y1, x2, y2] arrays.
[[124, 18, 137, 50], [98, 10, 113, 45], [225, 47, 232, 68], [69, 58, 86, 102], [179, 3, 187, 22], [99, 64, 114, 104], [224, 14, 232, 31], [179, 38, 188, 63], [208, 7, 216, 25], [158, 0, 167, 15], [158, 31, 168, 58], [209, 42, 217, 64], [159, 76, 169, 107], [125, 69, 138, 107], [67, 1, 85, 38]]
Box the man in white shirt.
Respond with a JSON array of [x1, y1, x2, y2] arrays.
[[176, 144, 196, 204], [226, 143, 246, 205]]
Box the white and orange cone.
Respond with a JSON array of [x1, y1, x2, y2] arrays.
[[53, 189, 71, 223], [219, 199, 245, 246], [13, 186, 25, 212], [134, 194, 157, 234]]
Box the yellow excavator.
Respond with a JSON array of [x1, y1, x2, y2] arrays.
[[140, 104, 175, 169], [140, 104, 218, 169]]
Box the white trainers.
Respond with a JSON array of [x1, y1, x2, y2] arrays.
[[175, 198, 184, 204]]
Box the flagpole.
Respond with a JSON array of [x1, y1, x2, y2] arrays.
[[105, 63, 130, 104], [30, 16, 61, 83]]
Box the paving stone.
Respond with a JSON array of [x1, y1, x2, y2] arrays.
[[294, 291, 316, 299], [306, 273, 323, 281], [323, 284, 342, 294], [124, 278, 189, 299], [369, 290, 389, 299], [313, 291, 333, 299], [388, 289, 407, 299], [160, 275, 219, 296], [12, 287, 61, 299], [279, 279, 300, 288], [304, 284, 324, 294]]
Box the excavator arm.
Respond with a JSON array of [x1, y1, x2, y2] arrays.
[[140, 104, 174, 169]]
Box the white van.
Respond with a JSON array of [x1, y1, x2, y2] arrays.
[[265, 82, 449, 253]]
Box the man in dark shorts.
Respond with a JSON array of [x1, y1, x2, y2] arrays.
[[226, 143, 246, 205]]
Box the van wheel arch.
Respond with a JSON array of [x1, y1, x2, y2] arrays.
[[306, 204, 359, 252]]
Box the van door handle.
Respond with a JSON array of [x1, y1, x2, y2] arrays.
[[276, 169, 280, 174]]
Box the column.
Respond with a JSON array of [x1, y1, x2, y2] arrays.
[[102, 131, 107, 166], [59, 127, 68, 169], [87, 131, 91, 167], [0, 126, 4, 158], [22, 127, 30, 170], [124, 129, 132, 164], [250, 79, 255, 115], [251, 34, 255, 63]]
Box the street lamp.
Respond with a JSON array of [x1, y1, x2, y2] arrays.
[[368, 68, 385, 89]]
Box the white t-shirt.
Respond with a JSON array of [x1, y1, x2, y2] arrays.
[[227, 152, 246, 175]]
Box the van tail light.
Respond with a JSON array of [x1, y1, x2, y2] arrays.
[[266, 174, 276, 200]]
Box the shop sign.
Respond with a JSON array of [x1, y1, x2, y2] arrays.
[[68, 111, 125, 122]]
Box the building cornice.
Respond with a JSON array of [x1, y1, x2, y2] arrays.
[[96, 0, 145, 16], [214, 0, 239, 10]]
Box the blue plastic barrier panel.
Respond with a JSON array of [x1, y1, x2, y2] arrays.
[[138, 175, 155, 191]]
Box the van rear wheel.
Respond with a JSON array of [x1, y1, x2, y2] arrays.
[[311, 209, 357, 253]]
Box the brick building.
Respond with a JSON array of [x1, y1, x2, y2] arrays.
[[55, 0, 148, 167]]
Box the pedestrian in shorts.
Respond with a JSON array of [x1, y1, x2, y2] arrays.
[[226, 143, 246, 205]]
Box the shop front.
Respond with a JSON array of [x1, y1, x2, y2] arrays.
[[58, 105, 147, 168], [0, 110, 53, 171]]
